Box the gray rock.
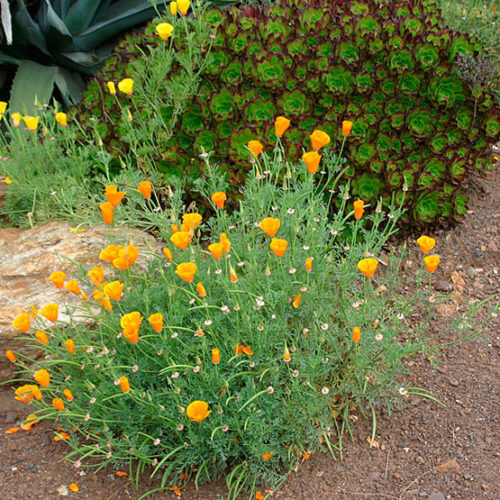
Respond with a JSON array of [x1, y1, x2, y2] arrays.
[[427, 493, 445, 500]]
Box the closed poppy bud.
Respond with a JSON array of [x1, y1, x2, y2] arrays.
[[65, 339, 75, 354], [12, 312, 31, 332], [52, 398, 65, 411], [105, 189, 126, 207], [107, 82, 117, 95], [34, 369, 50, 387], [274, 116, 290, 137], [118, 78, 134, 95], [256, 492, 265, 500], [416, 236, 436, 254], [302, 151, 322, 174], [156, 22, 174, 40], [49, 271, 65, 289], [270, 238, 288, 257], [342, 120, 354, 137], [352, 326, 361, 343], [63, 389, 74, 402], [292, 293, 302, 309], [99, 201, 114, 225], [182, 213, 202, 231], [88, 266, 105, 286], [258, 217, 281, 237], [177, 0, 190, 15], [5, 350, 16, 363], [175, 262, 197, 283], [229, 265, 238, 283], [310, 129, 330, 150], [212, 348, 220, 365], [283, 345, 291, 362], [170, 1, 178, 15], [55, 112, 67, 127], [119, 376, 130, 393], [138, 181, 152, 199], [93, 290, 112, 311], [121, 311, 143, 343], [211, 191, 227, 209], [103, 281, 124, 301], [39, 303, 59, 322], [235, 344, 254, 356], [220, 233, 231, 253], [163, 247, 173, 260], [196, 282, 207, 297], [248, 140, 263, 157], [171, 224, 179, 234], [35, 331, 49, 344], [208, 242, 224, 260], [65, 279, 81, 295], [305, 257, 313, 272], [357, 258, 379, 278], [22, 116, 39, 131], [170, 231, 191, 250], [424, 255, 441, 273], [0, 101, 6, 114], [353, 200, 365, 219], [186, 400, 211, 422], [11, 112, 22, 127], [148, 313, 164, 333]]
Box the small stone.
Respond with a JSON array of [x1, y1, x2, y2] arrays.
[[434, 281, 452, 292], [368, 472, 381, 480], [481, 483, 489, 491], [427, 493, 445, 500], [488, 241, 498, 252], [434, 458, 461, 474], [466, 267, 483, 278], [449, 379, 460, 387], [5, 411, 17, 423]]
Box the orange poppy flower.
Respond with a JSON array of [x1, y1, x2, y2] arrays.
[[292, 293, 302, 309], [65, 279, 81, 295], [275, 116, 290, 137], [105, 190, 126, 207], [119, 376, 130, 393], [5, 427, 19, 434], [171, 224, 179, 234], [186, 401, 211, 422], [220, 232, 231, 253], [65, 339, 75, 354], [138, 181, 152, 199], [93, 290, 112, 311], [15, 384, 42, 403], [306, 257, 313, 272], [258, 217, 281, 237], [35, 331, 49, 344], [212, 348, 220, 365], [175, 262, 197, 283], [283, 345, 291, 362], [211, 191, 227, 209], [5, 350, 16, 363], [255, 492, 265, 500], [49, 271, 66, 289], [20, 414, 40, 431], [424, 255, 441, 273], [68, 484, 79, 493], [342, 120, 354, 137], [352, 326, 361, 343], [99, 245, 123, 263], [120, 311, 143, 344], [302, 151, 322, 174], [235, 344, 254, 356], [12, 312, 31, 332], [262, 452, 274, 461], [196, 282, 207, 298], [103, 281, 124, 301], [182, 213, 202, 232], [357, 258, 379, 278], [270, 238, 288, 257], [170, 231, 191, 250], [52, 398, 65, 411], [34, 369, 50, 387], [353, 200, 365, 219], [64, 389, 74, 402], [39, 303, 59, 323], [163, 247, 173, 260], [248, 140, 263, 157], [208, 242, 224, 260], [229, 265, 238, 283], [99, 201, 114, 225], [416, 236, 436, 254], [310, 129, 331, 150], [111, 244, 139, 270], [148, 313, 164, 333], [88, 267, 105, 288]]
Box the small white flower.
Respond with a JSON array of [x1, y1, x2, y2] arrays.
[[271, 314, 276, 319], [399, 387, 409, 397], [249, 361, 255, 368], [176, 424, 184, 431], [221, 305, 230, 313], [344, 245, 350, 251], [322, 357, 329, 364], [303, 245, 310, 250], [263, 170, 271, 175], [257, 325, 264, 331], [300, 286, 308, 292], [157, 349, 164, 355], [153, 206, 161, 212], [228, 225, 236, 230], [74, 461, 82, 468], [87, 346, 94, 353], [321, 387, 329, 395], [271, 206, 278, 211], [292, 370, 299, 378], [222, 425, 229, 432], [50, 190, 56, 196], [328, 189, 335, 193], [233, 303, 241, 311], [287, 208, 295, 214], [154, 438, 161, 446], [132, 365, 139, 372], [171, 372, 179, 379], [313, 217, 320, 222], [189, 298, 196, 305], [321, 323, 329, 331], [330, 229, 338, 236], [256, 298, 265, 307], [215, 269, 223, 275], [302, 328, 309, 335], [397, 313, 405, 320], [388, 213, 395, 219], [90, 398, 96, 404], [375, 333, 384, 341], [193, 365, 201, 373], [289, 268, 296, 274], [237, 261, 245, 267], [114, 379, 120, 385], [267, 386, 274, 395], [199, 152, 209, 158], [84, 413, 90, 422], [204, 319, 213, 326], [106, 452, 112, 459]]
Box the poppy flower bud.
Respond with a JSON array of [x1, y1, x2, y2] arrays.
[[342, 120, 354, 137]]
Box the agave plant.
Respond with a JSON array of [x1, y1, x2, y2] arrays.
[[0, 0, 163, 112], [77, 0, 500, 226]]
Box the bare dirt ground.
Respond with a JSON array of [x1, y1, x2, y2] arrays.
[[1, 164, 499, 500]]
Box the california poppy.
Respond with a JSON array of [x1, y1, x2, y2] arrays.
[[306, 257, 313, 272], [229, 265, 238, 283], [64, 389, 74, 401], [275, 116, 290, 137], [416, 236, 436, 254], [283, 345, 291, 362], [170, 1, 178, 15], [211, 191, 227, 209], [20, 414, 40, 431], [55, 112, 67, 127], [13, 312, 31, 332], [177, 0, 190, 15], [105, 188, 126, 207], [138, 181, 152, 199], [119, 376, 130, 393], [11, 112, 22, 127], [248, 140, 264, 157], [93, 290, 112, 311], [0, 101, 6, 114], [357, 258, 378, 278], [186, 400, 211, 422], [34, 369, 50, 387], [5, 350, 16, 363], [220, 232, 231, 253], [235, 344, 254, 355], [259, 217, 281, 237], [120, 311, 143, 343], [99, 201, 114, 225], [52, 398, 65, 411], [163, 247, 173, 260], [310, 129, 330, 150], [39, 303, 59, 322], [49, 271, 66, 289], [65, 339, 75, 354], [103, 281, 124, 301], [156, 22, 174, 40], [148, 313, 164, 333], [182, 213, 202, 232], [170, 231, 191, 250], [208, 242, 224, 260], [118, 78, 134, 95], [175, 262, 197, 283], [107, 82, 117, 95], [353, 200, 365, 219], [270, 238, 288, 257], [15, 384, 42, 403], [65, 279, 81, 295], [292, 293, 302, 309], [424, 255, 441, 273], [99, 244, 123, 263], [35, 331, 49, 344], [342, 120, 354, 137], [88, 266, 105, 286], [302, 151, 322, 174], [196, 282, 207, 297], [352, 326, 361, 342], [262, 452, 274, 461], [22, 116, 39, 131], [212, 348, 220, 365]]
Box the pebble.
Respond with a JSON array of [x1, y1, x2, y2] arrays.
[[5, 411, 17, 424], [368, 472, 381, 480], [466, 267, 483, 277], [434, 280, 452, 292], [427, 493, 445, 500]]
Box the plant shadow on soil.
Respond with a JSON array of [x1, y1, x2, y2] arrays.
[[1, 164, 499, 500]]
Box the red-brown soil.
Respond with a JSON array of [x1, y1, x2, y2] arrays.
[[1, 164, 499, 499]]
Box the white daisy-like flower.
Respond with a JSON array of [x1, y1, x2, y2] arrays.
[[204, 319, 213, 326], [221, 305, 230, 313], [289, 268, 297, 274], [375, 333, 383, 341], [215, 269, 223, 275], [321, 387, 329, 395], [321, 323, 329, 331], [287, 208, 295, 214]]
